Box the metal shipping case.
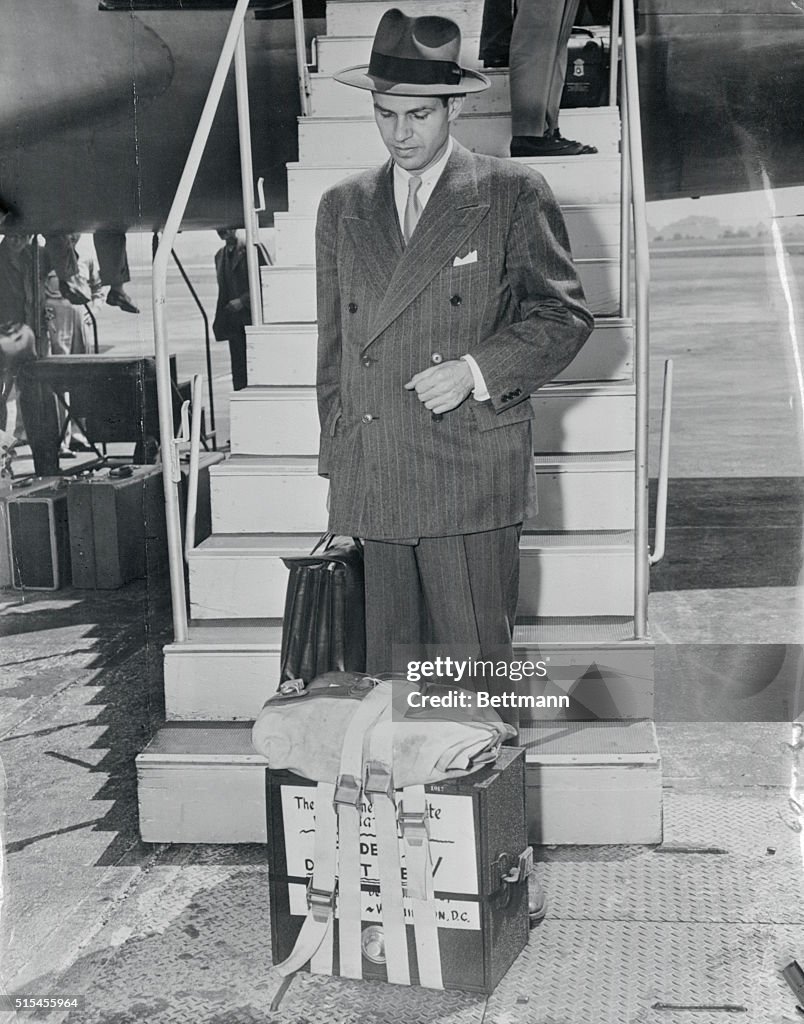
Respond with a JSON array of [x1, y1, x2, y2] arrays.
[[6, 481, 71, 590], [0, 477, 64, 588], [67, 466, 167, 589], [266, 746, 529, 994]]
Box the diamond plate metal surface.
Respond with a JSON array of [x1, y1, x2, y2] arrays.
[[514, 618, 636, 644], [522, 719, 657, 756], [662, 788, 802, 856], [20, 786, 800, 1024], [536, 848, 804, 922], [485, 923, 802, 1024]]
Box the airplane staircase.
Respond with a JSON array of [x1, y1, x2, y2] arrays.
[[137, 0, 662, 847]]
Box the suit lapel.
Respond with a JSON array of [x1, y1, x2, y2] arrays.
[[343, 162, 403, 304], [364, 141, 490, 349]]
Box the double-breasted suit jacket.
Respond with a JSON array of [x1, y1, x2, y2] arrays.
[[315, 140, 594, 541]]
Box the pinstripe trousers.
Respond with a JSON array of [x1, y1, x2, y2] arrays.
[[363, 525, 522, 730]]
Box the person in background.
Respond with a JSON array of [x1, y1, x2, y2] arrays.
[[45, 230, 139, 314], [43, 269, 92, 457], [480, 0, 598, 156], [68, 233, 104, 352], [213, 228, 259, 393], [0, 233, 42, 445]]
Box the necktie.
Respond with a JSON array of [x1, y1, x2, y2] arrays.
[[403, 175, 423, 244]]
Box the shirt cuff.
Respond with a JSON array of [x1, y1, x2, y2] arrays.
[[461, 354, 490, 402]]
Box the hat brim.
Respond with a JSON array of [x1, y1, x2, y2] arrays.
[[333, 65, 490, 94]]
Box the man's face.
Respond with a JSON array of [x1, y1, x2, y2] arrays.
[[372, 94, 464, 173], [4, 235, 31, 254], [217, 228, 238, 251]]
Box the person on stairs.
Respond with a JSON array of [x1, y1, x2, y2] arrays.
[[45, 231, 140, 314], [212, 228, 264, 393], [480, 0, 598, 156], [321, 9, 594, 923]]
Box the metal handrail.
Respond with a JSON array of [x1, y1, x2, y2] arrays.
[[292, 0, 312, 116], [170, 248, 217, 450], [619, 0, 652, 638], [608, 0, 620, 106], [152, 0, 253, 642], [184, 374, 204, 561], [619, 72, 631, 319], [650, 360, 673, 566], [235, 28, 264, 326]]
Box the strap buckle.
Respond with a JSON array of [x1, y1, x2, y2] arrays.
[[278, 678, 305, 697], [398, 804, 429, 847], [306, 880, 338, 923], [364, 760, 394, 799], [334, 772, 362, 807], [502, 846, 534, 885]]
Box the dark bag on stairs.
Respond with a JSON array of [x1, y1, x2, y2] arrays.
[[279, 534, 366, 686], [561, 28, 608, 108]]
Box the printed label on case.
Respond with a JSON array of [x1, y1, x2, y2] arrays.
[[280, 786, 479, 894]]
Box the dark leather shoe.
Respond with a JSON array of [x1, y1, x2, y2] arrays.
[[59, 275, 91, 305], [527, 870, 547, 926], [511, 131, 598, 157], [106, 287, 139, 314]]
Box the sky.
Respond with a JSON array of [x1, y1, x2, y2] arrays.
[[647, 185, 804, 230]]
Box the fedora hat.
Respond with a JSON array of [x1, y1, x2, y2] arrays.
[[334, 9, 490, 95]]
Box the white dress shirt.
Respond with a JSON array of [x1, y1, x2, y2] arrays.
[[392, 136, 489, 401]]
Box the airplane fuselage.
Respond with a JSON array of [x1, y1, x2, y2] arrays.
[[1, 0, 802, 234]]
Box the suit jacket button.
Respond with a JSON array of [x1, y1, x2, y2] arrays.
[[431, 353, 443, 364], [449, 295, 462, 307], [348, 302, 358, 313], [362, 356, 372, 367], [361, 413, 373, 424]]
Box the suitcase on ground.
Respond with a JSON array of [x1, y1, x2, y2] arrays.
[[561, 28, 608, 108], [6, 479, 72, 590], [67, 465, 167, 589], [1, 477, 65, 588], [266, 745, 529, 994]]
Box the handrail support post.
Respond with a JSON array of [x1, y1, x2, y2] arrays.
[[235, 25, 263, 327]]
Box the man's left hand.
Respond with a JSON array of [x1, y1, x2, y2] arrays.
[[227, 298, 244, 313], [404, 360, 474, 415]]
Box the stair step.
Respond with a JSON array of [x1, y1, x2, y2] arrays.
[[187, 530, 634, 620], [287, 155, 621, 212], [210, 453, 634, 534], [229, 384, 636, 456], [523, 719, 661, 844], [261, 260, 619, 322], [315, 33, 485, 75], [274, 203, 620, 265], [297, 109, 619, 163], [164, 616, 653, 722], [326, 0, 486, 39], [136, 719, 661, 844], [246, 318, 633, 386]]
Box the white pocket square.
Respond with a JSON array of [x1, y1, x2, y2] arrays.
[[453, 250, 478, 267]]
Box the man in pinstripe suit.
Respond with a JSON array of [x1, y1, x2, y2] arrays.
[[316, 11, 593, 732]]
